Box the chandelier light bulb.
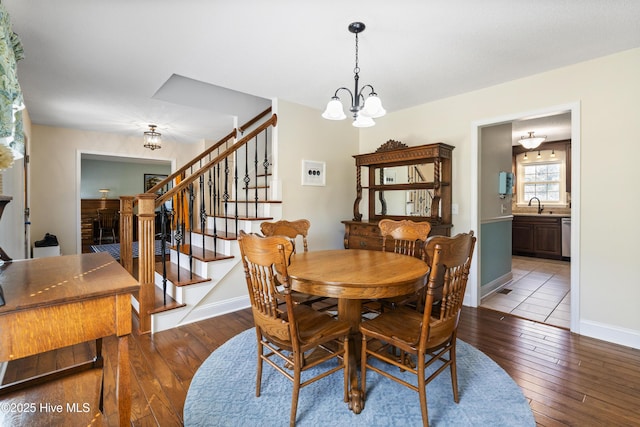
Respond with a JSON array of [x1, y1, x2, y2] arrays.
[[360, 94, 386, 118], [322, 97, 347, 120]]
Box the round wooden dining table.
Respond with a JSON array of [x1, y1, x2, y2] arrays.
[[288, 249, 429, 413]]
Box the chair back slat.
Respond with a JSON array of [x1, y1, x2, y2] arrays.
[[379, 219, 431, 259], [421, 231, 476, 349], [238, 231, 295, 343], [260, 219, 311, 253]]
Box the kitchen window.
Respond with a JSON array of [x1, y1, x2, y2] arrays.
[[516, 149, 568, 207]]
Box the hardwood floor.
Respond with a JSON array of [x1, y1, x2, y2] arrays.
[[1, 305, 639, 426]]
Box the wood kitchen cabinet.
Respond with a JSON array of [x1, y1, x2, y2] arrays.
[[512, 215, 563, 260]]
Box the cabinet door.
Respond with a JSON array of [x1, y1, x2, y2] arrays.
[[533, 223, 562, 257], [512, 222, 534, 253]]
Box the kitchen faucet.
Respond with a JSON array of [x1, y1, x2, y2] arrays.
[[528, 197, 544, 214]]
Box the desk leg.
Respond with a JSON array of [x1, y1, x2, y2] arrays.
[[338, 298, 364, 414], [117, 335, 131, 426]]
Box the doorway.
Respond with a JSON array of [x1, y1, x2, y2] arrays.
[[77, 152, 174, 253], [471, 102, 580, 332]]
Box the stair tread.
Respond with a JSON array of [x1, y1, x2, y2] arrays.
[[191, 228, 239, 240], [155, 261, 212, 287], [150, 285, 186, 314], [172, 244, 234, 262], [206, 215, 275, 222], [221, 200, 282, 204], [132, 287, 186, 315]]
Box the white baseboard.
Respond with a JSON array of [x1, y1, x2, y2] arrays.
[[480, 271, 513, 299], [580, 319, 640, 350]]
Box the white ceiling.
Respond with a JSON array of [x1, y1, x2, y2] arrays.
[[5, 1, 640, 144]]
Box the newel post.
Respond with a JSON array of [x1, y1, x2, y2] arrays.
[[137, 193, 156, 334], [119, 196, 134, 275]]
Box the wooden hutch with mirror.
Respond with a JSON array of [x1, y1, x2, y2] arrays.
[[342, 140, 454, 252]]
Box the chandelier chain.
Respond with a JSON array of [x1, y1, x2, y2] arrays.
[[354, 32, 360, 75]]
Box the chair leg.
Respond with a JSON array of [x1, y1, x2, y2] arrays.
[[256, 336, 263, 397], [343, 336, 349, 403], [360, 335, 367, 401], [417, 354, 429, 427], [450, 342, 459, 402], [290, 365, 302, 427]]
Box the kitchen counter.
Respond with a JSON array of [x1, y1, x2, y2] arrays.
[[513, 213, 570, 218]]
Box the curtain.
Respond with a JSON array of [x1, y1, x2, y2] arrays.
[[0, 4, 25, 158]]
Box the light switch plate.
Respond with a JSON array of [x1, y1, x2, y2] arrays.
[[452, 203, 459, 215]]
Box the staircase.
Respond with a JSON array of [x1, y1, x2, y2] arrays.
[[119, 108, 279, 333]]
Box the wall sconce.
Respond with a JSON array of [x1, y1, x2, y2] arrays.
[[99, 188, 110, 199]]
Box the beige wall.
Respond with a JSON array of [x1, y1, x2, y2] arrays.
[[29, 125, 202, 256], [197, 99, 357, 304], [360, 47, 640, 346], [19, 47, 640, 347], [275, 99, 358, 250]]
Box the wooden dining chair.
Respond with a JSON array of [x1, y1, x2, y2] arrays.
[[238, 231, 351, 427], [260, 219, 327, 307], [260, 219, 311, 253], [359, 231, 476, 427], [96, 208, 119, 244], [378, 218, 432, 310]]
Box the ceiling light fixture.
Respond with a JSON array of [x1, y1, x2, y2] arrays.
[[143, 124, 162, 150], [322, 22, 386, 128], [519, 131, 546, 150]]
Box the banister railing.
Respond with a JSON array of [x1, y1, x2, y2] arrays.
[[120, 109, 277, 333], [155, 113, 278, 206]]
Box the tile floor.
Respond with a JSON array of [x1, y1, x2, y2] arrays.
[[480, 256, 571, 329]]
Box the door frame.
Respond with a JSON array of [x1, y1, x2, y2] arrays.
[[470, 102, 581, 333], [76, 150, 175, 253]]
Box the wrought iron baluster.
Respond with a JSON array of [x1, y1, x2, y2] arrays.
[[253, 135, 258, 216], [223, 157, 229, 238], [188, 183, 194, 279], [244, 141, 250, 218], [200, 174, 207, 255], [234, 150, 239, 235], [263, 128, 269, 202]]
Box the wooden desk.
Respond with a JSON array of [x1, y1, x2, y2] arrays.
[[0, 196, 13, 261], [288, 249, 429, 413], [0, 252, 138, 426]]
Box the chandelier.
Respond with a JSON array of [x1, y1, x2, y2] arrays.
[[143, 124, 162, 150], [519, 131, 546, 149], [322, 22, 386, 128]]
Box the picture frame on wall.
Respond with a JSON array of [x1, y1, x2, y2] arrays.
[[144, 174, 168, 192], [301, 160, 326, 186]]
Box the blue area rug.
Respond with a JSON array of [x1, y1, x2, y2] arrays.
[[89, 240, 168, 260], [184, 328, 535, 426]]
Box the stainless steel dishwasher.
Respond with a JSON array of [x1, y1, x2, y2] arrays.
[[561, 217, 571, 258]]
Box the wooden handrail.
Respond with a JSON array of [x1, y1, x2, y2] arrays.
[[146, 106, 272, 195], [146, 128, 237, 195], [238, 106, 272, 135], [155, 113, 278, 207]]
